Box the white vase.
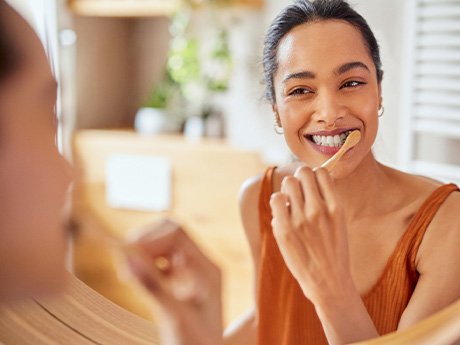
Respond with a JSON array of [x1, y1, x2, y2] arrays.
[[134, 107, 167, 135], [184, 116, 205, 140]]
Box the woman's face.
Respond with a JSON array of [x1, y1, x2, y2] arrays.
[[273, 20, 381, 177], [0, 4, 73, 300]]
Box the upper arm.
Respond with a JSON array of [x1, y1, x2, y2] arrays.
[[238, 174, 263, 298], [398, 191, 460, 330], [223, 175, 262, 344]]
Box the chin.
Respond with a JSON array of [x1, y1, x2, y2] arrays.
[[328, 159, 361, 180], [28, 263, 69, 299], [3, 250, 69, 302], [34, 246, 70, 297], [0, 268, 68, 302]]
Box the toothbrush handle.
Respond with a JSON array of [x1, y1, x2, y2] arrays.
[[320, 147, 347, 172]]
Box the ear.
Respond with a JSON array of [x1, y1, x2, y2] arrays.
[[272, 104, 281, 127], [378, 83, 383, 109]]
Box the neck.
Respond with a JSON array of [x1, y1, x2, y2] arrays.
[[334, 151, 391, 221]]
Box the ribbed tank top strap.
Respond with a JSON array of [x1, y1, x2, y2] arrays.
[[402, 183, 459, 270], [258, 166, 277, 235]]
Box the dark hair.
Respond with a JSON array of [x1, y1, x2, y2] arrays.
[[0, 1, 20, 83], [263, 0, 383, 103]]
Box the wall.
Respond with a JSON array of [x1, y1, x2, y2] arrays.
[[223, 8, 290, 164], [74, 17, 170, 129]]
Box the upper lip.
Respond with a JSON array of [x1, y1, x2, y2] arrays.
[[303, 127, 359, 137]]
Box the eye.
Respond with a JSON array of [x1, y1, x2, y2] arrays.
[[288, 87, 314, 96], [340, 80, 366, 89]]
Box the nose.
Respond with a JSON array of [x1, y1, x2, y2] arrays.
[[312, 89, 344, 127]]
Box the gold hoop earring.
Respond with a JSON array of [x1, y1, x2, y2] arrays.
[[273, 112, 283, 134], [378, 106, 385, 118], [274, 123, 284, 135]]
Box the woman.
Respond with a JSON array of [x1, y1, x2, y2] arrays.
[[227, 0, 460, 344], [111, 1, 460, 344], [0, 0, 74, 301], [0, 3, 222, 345]]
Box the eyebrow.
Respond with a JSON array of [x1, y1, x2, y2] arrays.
[[282, 70, 315, 84], [282, 61, 370, 84], [334, 61, 370, 75]]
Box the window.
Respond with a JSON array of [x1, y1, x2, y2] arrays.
[[400, 0, 460, 184]]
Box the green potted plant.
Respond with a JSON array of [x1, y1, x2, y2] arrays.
[[134, 76, 181, 135]]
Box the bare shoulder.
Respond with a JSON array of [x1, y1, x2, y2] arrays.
[[239, 174, 263, 226], [239, 173, 264, 267], [414, 179, 460, 311], [398, 169, 460, 230], [238, 164, 296, 265], [432, 184, 460, 222], [238, 162, 307, 248], [388, 170, 460, 327], [381, 165, 446, 211], [380, 165, 460, 265], [418, 184, 460, 264], [392, 168, 460, 246], [269, 161, 303, 193]]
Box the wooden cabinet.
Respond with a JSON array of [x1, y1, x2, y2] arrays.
[[68, 0, 180, 17], [68, 0, 264, 17]]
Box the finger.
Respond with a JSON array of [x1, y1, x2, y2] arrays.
[[270, 192, 302, 246], [168, 251, 207, 304], [130, 219, 213, 271], [124, 245, 170, 299], [129, 219, 181, 257], [270, 192, 291, 231], [280, 176, 304, 225], [314, 167, 341, 216], [271, 193, 312, 275], [295, 166, 325, 211]]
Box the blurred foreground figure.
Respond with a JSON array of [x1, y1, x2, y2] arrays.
[[0, 2, 223, 344]]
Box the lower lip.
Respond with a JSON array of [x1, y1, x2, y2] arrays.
[[308, 140, 342, 156]]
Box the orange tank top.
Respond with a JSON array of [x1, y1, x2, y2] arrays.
[[257, 166, 459, 345]]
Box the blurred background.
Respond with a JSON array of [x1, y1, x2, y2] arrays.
[[7, 0, 460, 328]]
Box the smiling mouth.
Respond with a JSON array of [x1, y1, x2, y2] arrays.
[[304, 130, 357, 148]]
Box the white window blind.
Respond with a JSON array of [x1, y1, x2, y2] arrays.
[[401, 0, 460, 185]]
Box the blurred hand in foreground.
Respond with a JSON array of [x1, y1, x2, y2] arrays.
[[125, 219, 223, 345]]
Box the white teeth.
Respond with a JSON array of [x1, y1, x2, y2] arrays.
[[310, 131, 353, 147], [333, 135, 341, 145]]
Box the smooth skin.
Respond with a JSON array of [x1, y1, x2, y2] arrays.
[[233, 20, 460, 345], [126, 220, 224, 345], [0, 1, 73, 300]]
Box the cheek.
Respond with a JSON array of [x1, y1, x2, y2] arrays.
[[278, 101, 311, 130], [352, 95, 379, 140]]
